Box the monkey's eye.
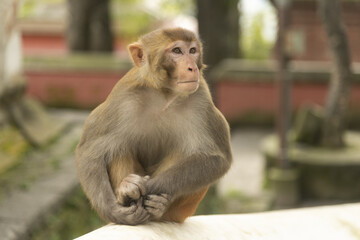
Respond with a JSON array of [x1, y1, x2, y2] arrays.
[[190, 47, 196, 54], [172, 47, 182, 54]]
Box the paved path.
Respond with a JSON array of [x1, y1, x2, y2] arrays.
[[218, 128, 270, 197], [0, 110, 87, 240]]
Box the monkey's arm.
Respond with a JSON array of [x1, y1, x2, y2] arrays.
[[146, 111, 232, 199], [146, 152, 231, 198], [75, 107, 150, 225], [76, 139, 149, 225]]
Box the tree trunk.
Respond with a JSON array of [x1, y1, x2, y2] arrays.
[[275, 0, 292, 169], [67, 0, 113, 52], [317, 0, 352, 148], [196, 0, 240, 95]]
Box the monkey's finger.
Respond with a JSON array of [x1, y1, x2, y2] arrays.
[[126, 180, 146, 197], [143, 175, 150, 181], [122, 175, 146, 195], [135, 208, 150, 224], [145, 194, 170, 205], [124, 209, 149, 225], [144, 199, 167, 210], [144, 197, 168, 218], [136, 198, 144, 209], [125, 187, 141, 200], [119, 203, 137, 215], [134, 200, 150, 223], [160, 193, 171, 201], [137, 183, 146, 196], [145, 206, 164, 219], [136, 212, 150, 224], [126, 173, 140, 180]]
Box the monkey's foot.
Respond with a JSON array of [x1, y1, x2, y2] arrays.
[[116, 174, 149, 206], [144, 194, 171, 220]]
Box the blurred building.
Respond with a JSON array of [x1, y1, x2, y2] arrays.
[[214, 0, 360, 125], [19, 0, 360, 127], [281, 0, 360, 62]]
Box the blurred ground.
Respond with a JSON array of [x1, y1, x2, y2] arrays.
[[0, 109, 271, 240], [0, 109, 88, 240], [218, 128, 270, 197]]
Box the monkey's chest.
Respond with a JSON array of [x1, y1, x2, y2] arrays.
[[134, 131, 173, 171], [129, 106, 211, 171]]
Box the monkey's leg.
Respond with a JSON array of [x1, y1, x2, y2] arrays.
[[148, 154, 210, 222], [109, 157, 145, 205], [160, 186, 209, 223]]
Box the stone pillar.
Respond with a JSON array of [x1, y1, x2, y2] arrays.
[[0, 0, 23, 125]]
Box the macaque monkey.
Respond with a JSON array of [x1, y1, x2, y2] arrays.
[[76, 27, 232, 225]]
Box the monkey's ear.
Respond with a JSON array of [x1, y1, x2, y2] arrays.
[[128, 42, 145, 67]]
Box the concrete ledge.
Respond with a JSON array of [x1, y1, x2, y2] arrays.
[[76, 203, 360, 240], [24, 54, 132, 73]]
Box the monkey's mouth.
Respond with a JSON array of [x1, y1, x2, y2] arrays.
[[176, 79, 199, 92], [177, 80, 198, 84]]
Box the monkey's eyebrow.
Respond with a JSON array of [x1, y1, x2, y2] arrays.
[[190, 42, 200, 48], [165, 41, 183, 50]]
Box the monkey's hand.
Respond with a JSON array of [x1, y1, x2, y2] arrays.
[[144, 194, 171, 220], [108, 200, 150, 225], [116, 174, 150, 206]]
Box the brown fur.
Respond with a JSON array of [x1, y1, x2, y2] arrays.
[[75, 28, 232, 225], [161, 187, 209, 223], [109, 156, 145, 192]]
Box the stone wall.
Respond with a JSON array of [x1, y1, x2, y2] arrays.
[[24, 58, 360, 127], [212, 59, 360, 125]]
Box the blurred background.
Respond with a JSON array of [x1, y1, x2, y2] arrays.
[[1, 0, 360, 239]]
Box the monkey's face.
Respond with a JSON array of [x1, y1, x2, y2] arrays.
[[163, 40, 201, 94]]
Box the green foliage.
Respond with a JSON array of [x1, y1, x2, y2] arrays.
[[242, 13, 273, 60], [159, 0, 195, 16], [20, 0, 195, 42], [111, 1, 155, 41], [20, 0, 63, 18], [20, 0, 36, 18], [30, 188, 104, 240], [0, 126, 29, 158], [113, 0, 142, 4], [112, 0, 195, 40], [196, 186, 225, 215], [111, 0, 195, 40]]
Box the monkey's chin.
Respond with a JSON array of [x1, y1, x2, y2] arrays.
[[176, 80, 199, 94]]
